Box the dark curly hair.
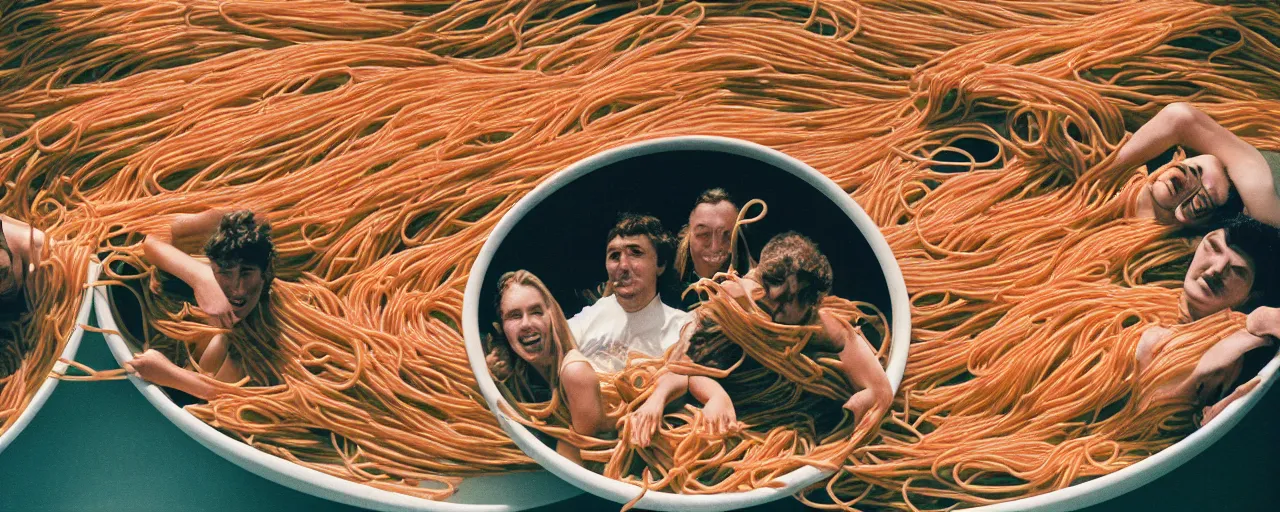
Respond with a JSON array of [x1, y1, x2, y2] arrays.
[[607, 213, 676, 269], [755, 231, 833, 308], [204, 210, 276, 297], [604, 213, 678, 300], [1224, 214, 1279, 309]]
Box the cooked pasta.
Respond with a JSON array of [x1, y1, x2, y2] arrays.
[[1, 0, 1276, 507]]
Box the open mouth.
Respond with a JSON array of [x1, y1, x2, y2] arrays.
[[518, 332, 543, 348], [229, 297, 248, 308]]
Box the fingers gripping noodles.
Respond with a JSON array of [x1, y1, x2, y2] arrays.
[[1, 0, 1277, 508]]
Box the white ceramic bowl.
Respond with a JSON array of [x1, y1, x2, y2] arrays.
[[462, 135, 913, 512], [0, 262, 99, 455], [94, 271, 581, 511]]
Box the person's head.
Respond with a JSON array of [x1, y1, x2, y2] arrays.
[[1149, 155, 1242, 227], [493, 270, 574, 372], [685, 188, 739, 279], [605, 213, 674, 310], [204, 210, 275, 322], [753, 232, 833, 325], [1182, 215, 1278, 319]]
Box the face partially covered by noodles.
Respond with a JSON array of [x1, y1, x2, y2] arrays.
[[205, 211, 275, 323], [752, 231, 833, 325]]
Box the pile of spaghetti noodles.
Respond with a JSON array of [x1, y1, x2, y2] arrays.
[[2, 0, 1278, 507]]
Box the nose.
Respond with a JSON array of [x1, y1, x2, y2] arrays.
[[1208, 255, 1229, 276], [228, 274, 248, 296]]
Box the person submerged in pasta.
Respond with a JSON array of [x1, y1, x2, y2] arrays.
[[484, 270, 612, 465], [124, 209, 275, 399], [568, 213, 691, 373], [630, 232, 893, 447], [1118, 102, 1280, 228], [1136, 214, 1280, 427], [673, 188, 754, 310]]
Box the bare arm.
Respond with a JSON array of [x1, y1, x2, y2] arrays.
[[142, 210, 239, 328], [125, 349, 227, 401], [689, 375, 738, 435], [821, 311, 894, 426], [1246, 307, 1280, 340], [1115, 103, 1280, 225], [560, 359, 609, 436]]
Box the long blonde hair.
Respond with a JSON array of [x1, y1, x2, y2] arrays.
[[486, 270, 578, 422]]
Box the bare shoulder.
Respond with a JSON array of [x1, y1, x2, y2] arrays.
[[560, 350, 599, 387], [720, 279, 749, 299]]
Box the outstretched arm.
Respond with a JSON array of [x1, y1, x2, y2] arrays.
[[630, 318, 702, 447], [821, 311, 894, 427], [142, 210, 237, 328], [1114, 103, 1280, 226], [125, 349, 234, 401]]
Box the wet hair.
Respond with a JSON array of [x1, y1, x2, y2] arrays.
[[204, 210, 275, 296], [1224, 214, 1280, 309], [755, 231, 833, 308]]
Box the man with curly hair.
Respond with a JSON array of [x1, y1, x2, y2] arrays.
[[125, 208, 275, 399], [630, 231, 893, 446]]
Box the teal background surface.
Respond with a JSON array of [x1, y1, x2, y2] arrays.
[[1, 311, 1276, 511]]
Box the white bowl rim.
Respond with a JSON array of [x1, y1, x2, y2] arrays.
[[966, 351, 1280, 511], [0, 262, 99, 455], [462, 135, 913, 511], [94, 271, 581, 511]]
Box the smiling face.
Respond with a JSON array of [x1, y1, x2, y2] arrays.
[[499, 283, 555, 368], [606, 234, 663, 306], [1150, 155, 1233, 226], [1183, 229, 1256, 319], [688, 201, 737, 278], [211, 261, 265, 322]]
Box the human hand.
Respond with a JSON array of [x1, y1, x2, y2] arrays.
[[195, 283, 237, 329], [629, 399, 664, 448], [486, 343, 515, 381], [843, 390, 878, 427], [124, 349, 177, 386], [1246, 307, 1280, 340], [1200, 378, 1260, 427], [701, 395, 740, 436]]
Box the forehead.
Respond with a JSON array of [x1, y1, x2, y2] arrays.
[[690, 201, 736, 224], [501, 283, 545, 311], [211, 261, 263, 272], [607, 234, 655, 253]]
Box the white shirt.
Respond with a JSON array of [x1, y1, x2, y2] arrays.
[[568, 293, 691, 373]]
